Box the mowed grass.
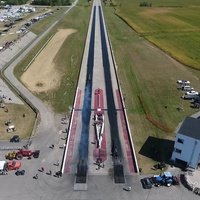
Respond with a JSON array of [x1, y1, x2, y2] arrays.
[[36, 3, 91, 112], [103, 4, 200, 173], [14, 1, 91, 113], [147, 32, 200, 69], [0, 103, 36, 140], [112, 0, 200, 69]]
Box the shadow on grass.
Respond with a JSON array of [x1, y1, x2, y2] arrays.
[[139, 136, 174, 164]]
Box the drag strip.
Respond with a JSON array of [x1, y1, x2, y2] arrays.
[[64, 0, 138, 187], [99, 6, 125, 183], [98, 6, 122, 161], [116, 90, 136, 174], [78, 6, 96, 160], [75, 6, 96, 184]]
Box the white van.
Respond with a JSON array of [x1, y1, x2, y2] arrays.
[[0, 161, 7, 175], [185, 91, 199, 95]]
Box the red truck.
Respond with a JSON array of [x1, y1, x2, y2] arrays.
[[7, 161, 21, 170], [5, 149, 40, 160], [18, 149, 40, 159], [16, 149, 32, 159]]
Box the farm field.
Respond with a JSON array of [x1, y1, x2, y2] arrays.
[[103, 1, 200, 173], [113, 0, 200, 69]]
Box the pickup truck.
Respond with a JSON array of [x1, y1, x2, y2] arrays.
[[6, 161, 21, 170], [151, 172, 179, 187], [177, 80, 190, 85]]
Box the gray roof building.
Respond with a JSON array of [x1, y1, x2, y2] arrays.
[[178, 117, 200, 140], [171, 117, 200, 169]]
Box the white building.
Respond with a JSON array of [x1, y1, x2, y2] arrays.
[[171, 117, 200, 169]]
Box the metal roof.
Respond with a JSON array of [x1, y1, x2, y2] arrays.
[[178, 117, 200, 140]]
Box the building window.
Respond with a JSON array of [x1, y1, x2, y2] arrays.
[[177, 138, 184, 144], [175, 148, 182, 154]]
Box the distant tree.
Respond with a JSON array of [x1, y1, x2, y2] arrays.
[[139, 1, 152, 7], [4, 0, 27, 5], [32, 0, 70, 5]]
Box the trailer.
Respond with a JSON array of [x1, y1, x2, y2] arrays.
[[151, 172, 179, 187], [6, 160, 21, 170], [5, 149, 40, 160], [0, 161, 7, 175]]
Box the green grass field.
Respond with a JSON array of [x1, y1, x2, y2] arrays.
[[103, 2, 200, 173], [112, 0, 200, 69]]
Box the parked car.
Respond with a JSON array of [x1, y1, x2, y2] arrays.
[[177, 80, 190, 85], [141, 177, 153, 189], [10, 135, 20, 143], [15, 169, 25, 176], [182, 95, 198, 100], [185, 91, 199, 95], [181, 86, 194, 91]]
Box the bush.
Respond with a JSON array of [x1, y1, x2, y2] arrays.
[[139, 2, 152, 7], [31, 0, 71, 6], [4, 0, 28, 5]]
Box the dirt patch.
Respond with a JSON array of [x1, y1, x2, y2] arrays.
[[141, 7, 172, 17], [21, 29, 76, 93]]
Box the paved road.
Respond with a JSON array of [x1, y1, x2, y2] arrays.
[[62, 0, 137, 182]]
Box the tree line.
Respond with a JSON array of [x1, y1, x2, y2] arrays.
[[3, 0, 28, 5], [139, 1, 152, 7], [2, 0, 71, 6], [32, 0, 71, 6]]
